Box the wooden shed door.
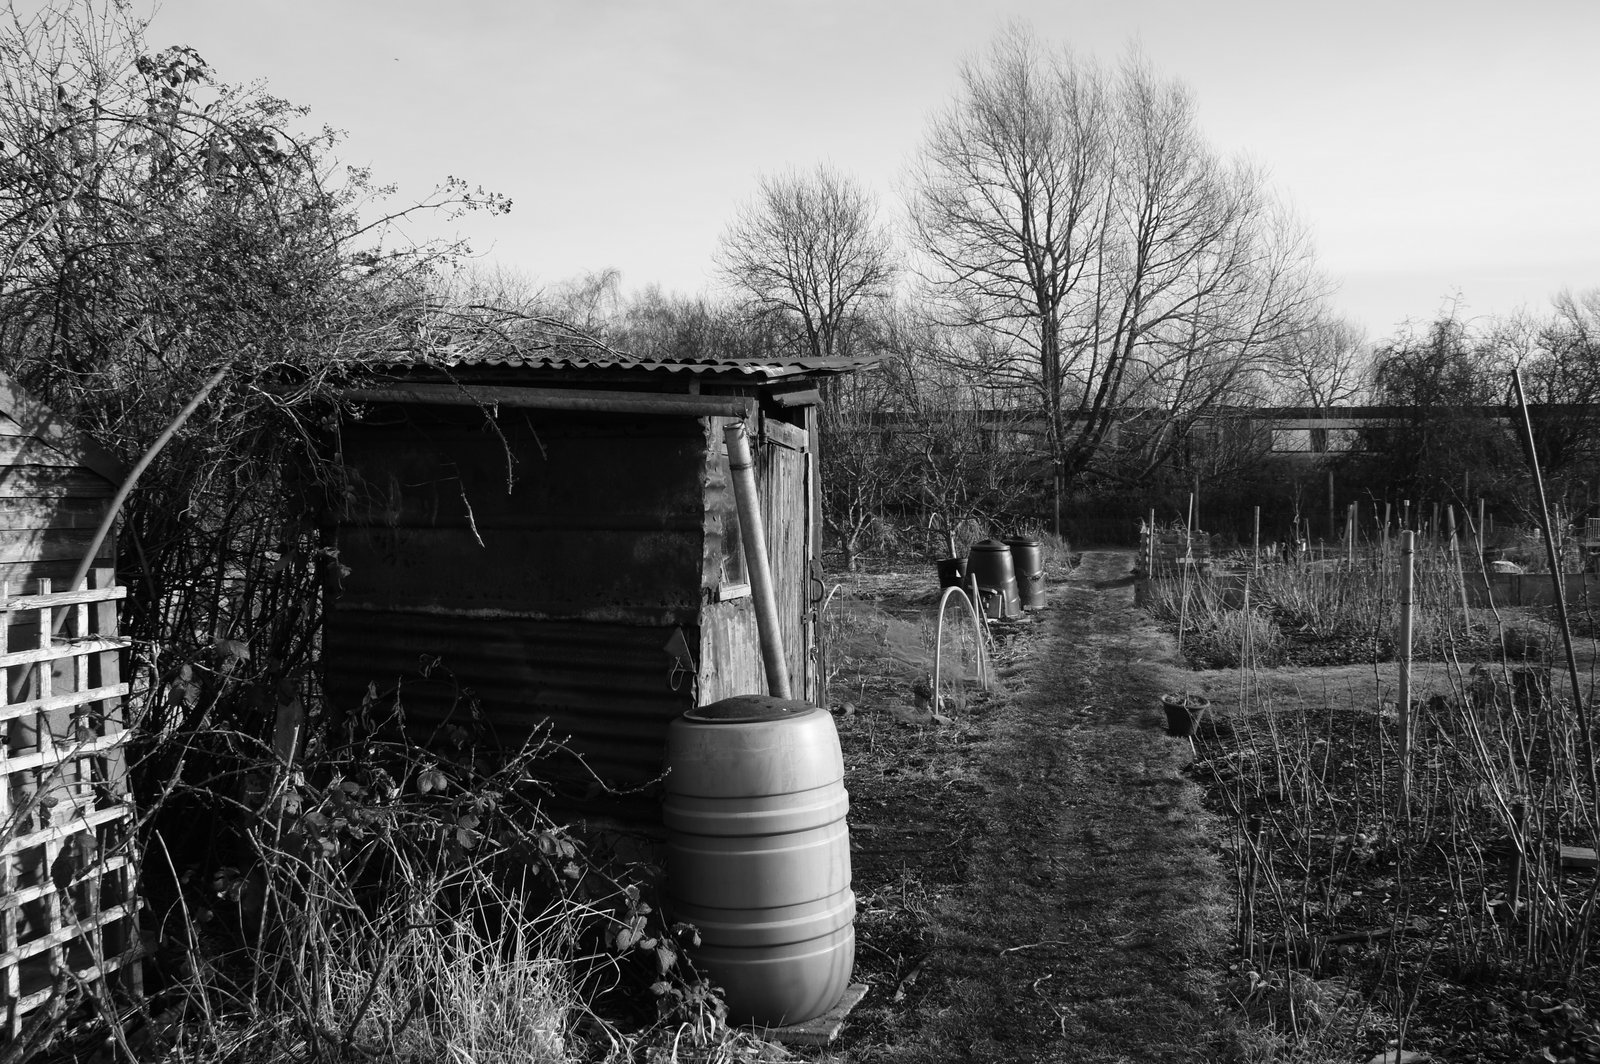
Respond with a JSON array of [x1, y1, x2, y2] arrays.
[[758, 419, 814, 703]]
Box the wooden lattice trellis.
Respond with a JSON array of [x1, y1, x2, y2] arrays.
[[1, 569, 141, 1037]]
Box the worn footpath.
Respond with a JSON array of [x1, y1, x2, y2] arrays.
[[834, 550, 1232, 1062]]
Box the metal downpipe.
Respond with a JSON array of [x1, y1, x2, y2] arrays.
[[723, 421, 791, 700]]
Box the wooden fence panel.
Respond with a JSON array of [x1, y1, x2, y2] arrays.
[[1, 569, 139, 1038]]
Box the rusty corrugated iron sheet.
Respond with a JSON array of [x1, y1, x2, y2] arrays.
[[334, 410, 705, 624], [326, 408, 713, 808], [323, 610, 694, 794]]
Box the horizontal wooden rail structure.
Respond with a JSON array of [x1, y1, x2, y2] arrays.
[[1, 569, 140, 1037]]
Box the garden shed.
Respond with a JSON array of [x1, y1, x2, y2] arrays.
[[324, 350, 866, 816]]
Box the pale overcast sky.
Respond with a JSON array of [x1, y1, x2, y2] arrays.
[[136, 0, 1600, 340]]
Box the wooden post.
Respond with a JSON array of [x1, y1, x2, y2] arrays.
[[1398, 529, 1416, 818], [1448, 505, 1471, 631], [1347, 502, 1356, 571], [1253, 505, 1261, 571], [1327, 470, 1335, 541], [1553, 505, 1565, 573], [1148, 506, 1157, 574], [1177, 502, 1192, 651], [1053, 468, 1062, 540]]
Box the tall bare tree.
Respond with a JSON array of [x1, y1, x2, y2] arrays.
[[909, 29, 1323, 525], [715, 163, 895, 360], [1266, 313, 1371, 408]]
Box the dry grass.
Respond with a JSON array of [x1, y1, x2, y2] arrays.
[[1158, 556, 1600, 1061], [1144, 546, 1504, 668], [121, 715, 756, 1064], [821, 577, 989, 718]]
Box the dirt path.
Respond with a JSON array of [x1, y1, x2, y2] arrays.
[[836, 550, 1232, 1062]]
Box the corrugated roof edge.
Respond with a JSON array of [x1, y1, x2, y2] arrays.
[[372, 351, 880, 379]]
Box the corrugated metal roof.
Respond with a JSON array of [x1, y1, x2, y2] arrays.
[[395, 351, 878, 380]]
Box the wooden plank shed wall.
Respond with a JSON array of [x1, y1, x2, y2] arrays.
[[758, 417, 812, 703], [0, 374, 121, 595]]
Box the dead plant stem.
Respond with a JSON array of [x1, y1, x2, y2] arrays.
[[1511, 366, 1599, 812]]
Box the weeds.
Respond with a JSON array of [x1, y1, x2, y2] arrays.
[[820, 578, 987, 718], [1144, 543, 1512, 669], [1170, 546, 1600, 1061]]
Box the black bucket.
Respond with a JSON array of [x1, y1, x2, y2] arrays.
[[1161, 695, 1209, 737], [936, 557, 967, 590]]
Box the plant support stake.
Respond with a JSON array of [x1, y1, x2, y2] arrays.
[[1398, 529, 1415, 818], [1447, 505, 1471, 633], [1510, 367, 1597, 805]]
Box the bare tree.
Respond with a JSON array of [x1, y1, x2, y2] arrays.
[[909, 29, 1323, 526], [1266, 313, 1371, 408], [715, 163, 895, 360], [1509, 290, 1600, 483]]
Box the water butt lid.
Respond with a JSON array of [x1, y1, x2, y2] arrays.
[[970, 538, 1009, 554], [685, 694, 817, 723], [1005, 534, 1041, 547]]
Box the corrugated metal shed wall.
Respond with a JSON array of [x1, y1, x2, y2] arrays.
[[325, 407, 707, 793]]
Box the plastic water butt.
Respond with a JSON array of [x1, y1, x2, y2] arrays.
[[664, 695, 855, 1026]]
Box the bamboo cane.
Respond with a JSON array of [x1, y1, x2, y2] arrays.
[[1510, 367, 1597, 809]]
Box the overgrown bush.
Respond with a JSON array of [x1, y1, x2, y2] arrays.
[[133, 693, 724, 1064]]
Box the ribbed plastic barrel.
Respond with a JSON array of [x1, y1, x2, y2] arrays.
[[664, 695, 854, 1026], [967, 538, 1021, 617], [1005, 535, 1046, 610]]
